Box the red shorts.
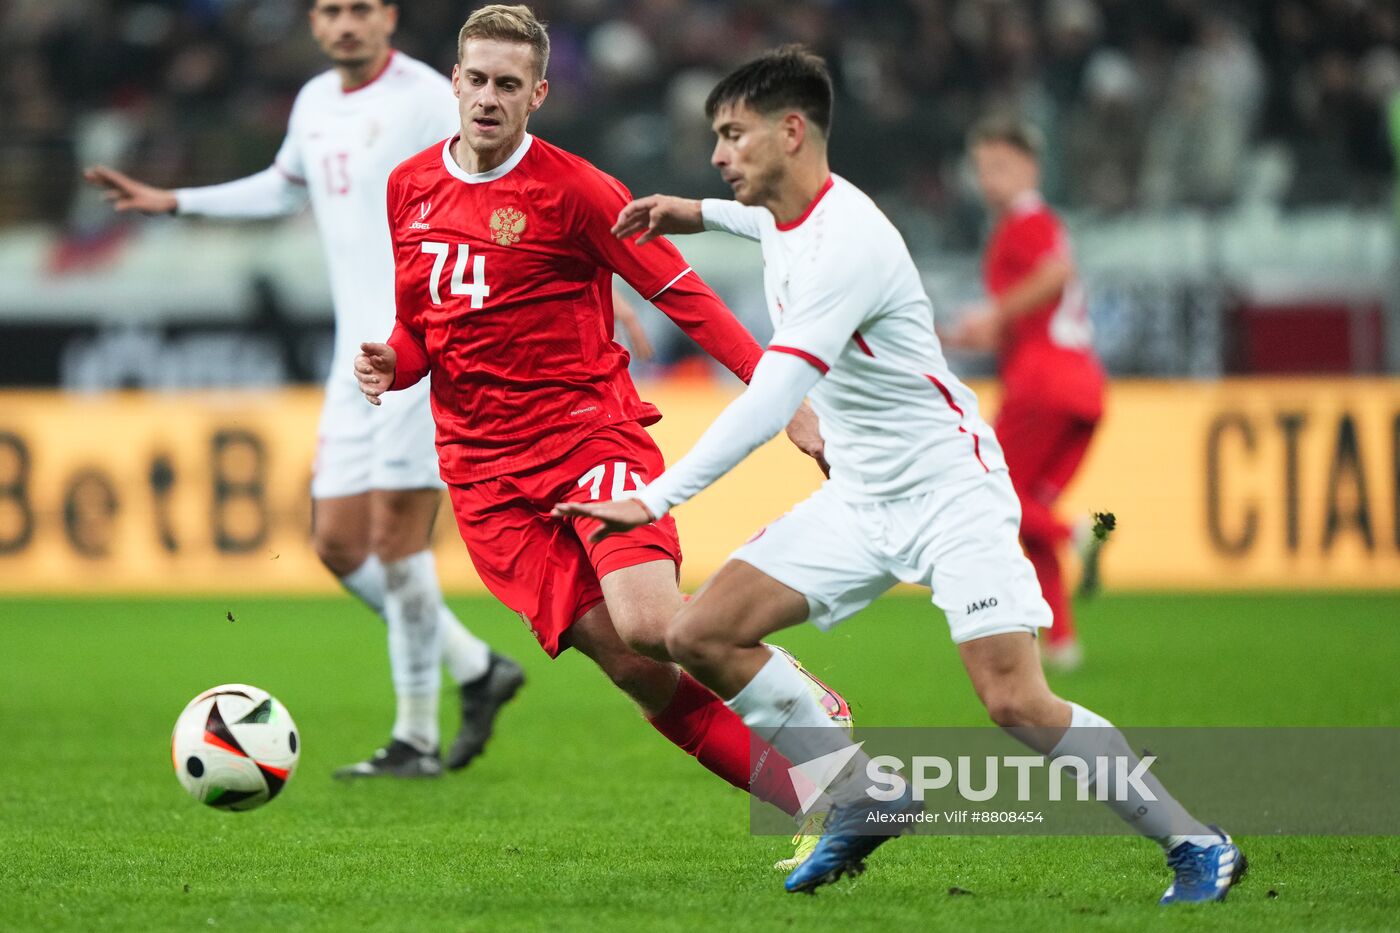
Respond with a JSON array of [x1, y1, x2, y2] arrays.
[[446, 421, 682, 658], [1000, 343, 1105, 422]]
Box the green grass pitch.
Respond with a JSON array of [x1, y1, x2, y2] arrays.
[[2, 591, 1398, 931]]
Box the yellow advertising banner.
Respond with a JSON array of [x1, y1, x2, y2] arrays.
[[0, 379, 1397, 594]]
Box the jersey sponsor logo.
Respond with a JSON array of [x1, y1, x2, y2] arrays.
[[965, 597, 998, 614], [490, 207, 527, 246], [411, 201, 431, 230]]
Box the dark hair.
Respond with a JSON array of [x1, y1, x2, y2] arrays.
[[968, 114, 1044, 158], [705, 45, 834, 135]]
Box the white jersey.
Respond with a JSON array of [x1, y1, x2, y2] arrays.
[[701, 176, 1005, 501], [176, 51, 459, 373], [633, 176, 1043, 642]]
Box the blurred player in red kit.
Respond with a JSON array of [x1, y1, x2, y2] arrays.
[[946, 116, 1107, 672], [354, 4, 849, 867]]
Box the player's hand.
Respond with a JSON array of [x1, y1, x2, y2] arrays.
[[551, 498, 655, 543], [83, 165, 179, 215], [785, 401, 830, 477], [612, 286, 655, 361], [944, 302, 1003, 353], [354, 342, 397, 406], [612, 195, 704, 245]]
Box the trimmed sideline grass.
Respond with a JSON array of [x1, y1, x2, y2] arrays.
[[2, 591, 1398, 931]]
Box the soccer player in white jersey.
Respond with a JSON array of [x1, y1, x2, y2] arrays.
[[83, 0, 523, 778], [558, 47, 1246, 903]]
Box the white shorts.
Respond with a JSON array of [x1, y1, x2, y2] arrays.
[[731, 471, 1051, 644], [311, 371, 443, 500]]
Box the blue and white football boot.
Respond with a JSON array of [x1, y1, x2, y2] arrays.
[[1159, 826, 1247, 904], [783, 787, 920, 894]]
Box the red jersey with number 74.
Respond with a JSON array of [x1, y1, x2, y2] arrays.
[[384, 133, 761, 484]]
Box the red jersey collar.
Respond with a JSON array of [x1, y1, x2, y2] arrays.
[[774, 175, 835, 232], [342, 49, 396, 95]]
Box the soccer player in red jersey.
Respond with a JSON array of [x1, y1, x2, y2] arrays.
[[945, 116, 1107, 671], [353, 4, 849, 865]]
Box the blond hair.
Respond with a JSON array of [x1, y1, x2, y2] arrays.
[[458, 4, 550, 79]]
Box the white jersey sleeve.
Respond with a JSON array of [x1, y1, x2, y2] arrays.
[[767, 229, 882, 372], [175, 166, 308, 218], [636, 350, 820, 519], [701, 197, 767, 241], [175, 86, 310, 218]]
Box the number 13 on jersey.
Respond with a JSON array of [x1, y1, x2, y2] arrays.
[[421, 241, 490, 308]]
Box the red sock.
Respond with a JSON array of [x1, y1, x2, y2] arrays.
[[648, 672, 801, 817]]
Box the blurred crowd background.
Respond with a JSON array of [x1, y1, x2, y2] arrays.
[[1, 0, 1398, 386], [5, 0, 1399, 233]]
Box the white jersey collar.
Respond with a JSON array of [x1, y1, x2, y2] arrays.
[[441, 133, 534, 184]]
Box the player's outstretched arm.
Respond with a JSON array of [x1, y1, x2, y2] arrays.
[[946, 257, 1075, 352], [554, 351, 823, 541], [354, 342, 397, 407], [89, 162, 308, 220], [83, 165, 178, 215], [612, 195, 704, 245], [552, 498, 656, 543]]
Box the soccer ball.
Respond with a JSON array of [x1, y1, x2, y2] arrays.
[[171, 684, 299, 811]]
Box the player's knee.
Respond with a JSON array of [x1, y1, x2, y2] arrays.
[[605, 605, 671, 661], [982, 686, 1035, 728], [369, 493, 435, 563], [369, 526, 413, 564], [369, 516, 430, 565], [313, 531, 368, 578], [982, 684, 1058, 729], [617, 626, 669, 662], [666, 605, 728, 671]]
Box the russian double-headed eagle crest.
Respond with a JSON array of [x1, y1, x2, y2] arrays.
[[490, 207, 526, 246]]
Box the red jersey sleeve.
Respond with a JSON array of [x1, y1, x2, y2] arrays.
[[1003, 212, 1063, 280], [569, 168, 689, 300], [650, 273, 762, 383], [387, 318, 430, 390], [384, 167, 430, 390], [568, 167, 762, 382]]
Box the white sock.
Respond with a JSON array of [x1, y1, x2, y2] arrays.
[[725, 649, 871, 807], [392, 693, 438, 755], [340, 554, 491, 684], [340, 555, 387, 615], [1051, 703, 1215, 848], [384, 551, 445, 752], [439, 603, 491, 684]]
